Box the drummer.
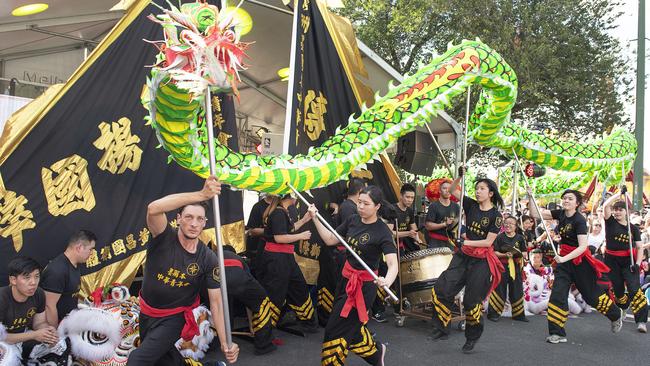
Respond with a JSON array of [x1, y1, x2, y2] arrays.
[[430, 168, 504, 354], [425, 180, 460, 249], [310, 185, 398, 366], [393, 183, 421, 254]]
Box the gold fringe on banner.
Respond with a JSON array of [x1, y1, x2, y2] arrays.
[[201, 220, 246, 253], [80, 250, 146, 298]]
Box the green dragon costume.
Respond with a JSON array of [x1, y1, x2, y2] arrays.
[[142, 1, 636, 195]]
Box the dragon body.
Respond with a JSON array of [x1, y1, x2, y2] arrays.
[[143, 1, 636, 195]]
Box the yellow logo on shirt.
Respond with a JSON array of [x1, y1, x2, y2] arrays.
[[187, 263, 200, 276], [481, 217, 489, 227], [212, 267, 220, 282], [26, 307, 36, 318], [360, 233, 370, 244]]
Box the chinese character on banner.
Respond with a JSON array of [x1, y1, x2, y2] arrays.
[[125, 234, 137, 250], [93, 117, 143, 174], [139, 228, 150, 245], [0, 182, 36, 252], [111, 239, 127, 256], [85, 249, 100, 268], [41, 154, 96, 217], [303, 90, 327, 141]]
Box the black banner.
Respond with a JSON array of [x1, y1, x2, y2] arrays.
[[0, 0, 243, 287], [287, 0, 397, 270]]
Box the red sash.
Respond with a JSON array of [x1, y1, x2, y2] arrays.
[[139, 295, 200, 341], [336, 245, 346, 252], [559, 244, 610, 279], [340, 261, 377, 323], [224, 259, 243, 269], [461, 246, 504, 294], [429, 232, 450, 242], [605, 248, 637, 258], [264, 242, 295, 254]]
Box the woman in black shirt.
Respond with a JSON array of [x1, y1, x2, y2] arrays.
[[486, 216, 529, 322], [430, 175, 504, 354], [602, 191, 647, 332], [310, 186, 398, 366], [256, 193, 317, 331], [530, 189, 623, 344]]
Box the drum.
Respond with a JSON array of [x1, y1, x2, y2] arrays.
[[400, 248, 453, 305]]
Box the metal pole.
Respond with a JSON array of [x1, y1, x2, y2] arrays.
[[286, 184, 400, 303], [634, 0, 645, 211], [204, 90, 233, 347], [423, 123, 454, 177], [512, 148, 559, 257], [623, 191, 637, 271], [511, 161, 519, 214], [457, 86, 471, 242]]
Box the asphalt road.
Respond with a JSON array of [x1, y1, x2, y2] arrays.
[[206, 310, 649, 365]]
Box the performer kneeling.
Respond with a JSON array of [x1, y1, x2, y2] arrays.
[[127, 176, 239, 365], [602, 190, 648, 333], [529, 189, 624, 344], [310, 186, 398, 366], [487, 216, 529, 322], [221, 246, 277, 354], [430, 174, 504, 354]]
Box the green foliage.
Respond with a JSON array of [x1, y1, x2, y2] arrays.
[[338, 0, 632, 137]]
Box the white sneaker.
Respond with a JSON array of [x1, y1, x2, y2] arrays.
[[545, 334, 567, 344], [611, 308, 624, 333], [637, 323, 647, 333]]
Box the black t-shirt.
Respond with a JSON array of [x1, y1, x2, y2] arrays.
[[604, 216, 641, 251], [425, 201, 460, 239], [524, 229, 537, 245], [263, 208, 294, 243], [395, 204, 417, 250], [246, 198, 270, 254], [336, 215, 396, 270], [494, 233, 527, 259], [0, 286, 45, 333], [141, 226, 220, 309], [550, 210, 588, 247], [463, 197, 501, 242], [338, 199, 358, 225], [40, 254, 81, 320]]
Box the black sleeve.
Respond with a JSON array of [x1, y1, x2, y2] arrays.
[[517, 234, 527, 252], [632, 225, 642, 242], [40, 260, 66, 294], [336, 215, 352, 238], [462, 197, 477, 214], [380, 226, 397, 256], [0, 292, 8, 325], [425, 203, 437, 223], [493, 234, 505, 252], [149, 224, 173, 249], [550, 209, 563, 221], [575, 216, 588, 236], [35, 288, 46, 313], [246, 203, 263, 229], [269, 210, 290, 236], [204, 249, 221, 290], [489, 210, 502, 234]]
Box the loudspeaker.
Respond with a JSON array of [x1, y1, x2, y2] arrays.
[[394, 130, 436, 176]]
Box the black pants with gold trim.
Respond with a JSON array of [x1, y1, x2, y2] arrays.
[[605, 254, 648, 323], [548, 261, 622, 336], [257, 250, 316, 324], [371, 258, 388, 315], [317, 246, 339, 326], [487, 260, 526, 320], [226, 267, 276, 350], [322, 279, 382, 366], [430, 253, 492, 341], [127, 313, 186, 366]]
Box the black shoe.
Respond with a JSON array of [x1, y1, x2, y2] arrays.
[[487, 315, 500, 322], [462, 339, 477, 354], [253, 343, 277, 355], [513, 317, 529, 322], [371, 312, 388, 323], [431, 328, 448, 341]]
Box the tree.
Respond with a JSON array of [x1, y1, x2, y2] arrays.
[[338, 0, 632, 138]]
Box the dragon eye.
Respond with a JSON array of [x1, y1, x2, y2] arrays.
[[82, 331, 109, 345]]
